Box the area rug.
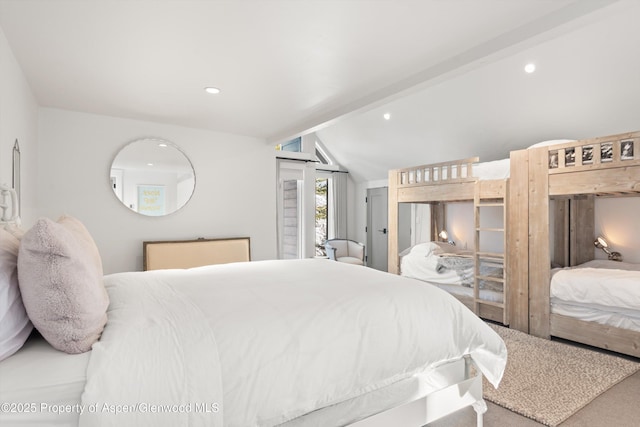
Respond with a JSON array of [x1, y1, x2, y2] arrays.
[[483, 324, 640, 426]]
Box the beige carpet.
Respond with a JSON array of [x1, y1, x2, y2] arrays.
[[483, 324, 640, 426]]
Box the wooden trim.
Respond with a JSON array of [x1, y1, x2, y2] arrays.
[[550, 314, 640, 358], [549, 165, 640, 196], [398, 182, 476, 203], [528, 147, 550, 338], [430, 203, 445, 242], [507, 150, 529, 332], [570, 196, 595, 266], [143, 237, 251, 271], [553, 199, 570, 267], [388, 169, 399, 274]]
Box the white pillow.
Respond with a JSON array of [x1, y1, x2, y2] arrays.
[[404, 242, 438, 257], [0, 228, 33, 361], [527, 139, 576, 149], [18, 216, 108, 354]]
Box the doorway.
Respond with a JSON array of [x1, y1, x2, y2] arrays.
[[366, 187, 388, 271]]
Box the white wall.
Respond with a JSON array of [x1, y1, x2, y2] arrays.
[[594, 197, 640, 264], [0, 25, 38, 226], [37, 108, 277, 274]]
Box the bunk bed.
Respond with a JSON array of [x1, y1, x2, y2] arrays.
[[525, 131, 640, 357], [388, 153, 529, 332]]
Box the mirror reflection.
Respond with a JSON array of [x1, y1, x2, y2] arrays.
[[110, 138, 195, 216]]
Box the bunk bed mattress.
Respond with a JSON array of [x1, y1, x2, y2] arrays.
[[551, 260, 640, 310], [1, 259, 507, 427], [471, 158, 510, 180], [550, 260, 640, 331]]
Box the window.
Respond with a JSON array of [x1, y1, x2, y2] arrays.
[[276, 134, 347, 259], [315, 178, 328, 256], [277, 137, 302, 152]]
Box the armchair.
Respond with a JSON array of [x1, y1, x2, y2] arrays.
[[324, 239, 365, 266]]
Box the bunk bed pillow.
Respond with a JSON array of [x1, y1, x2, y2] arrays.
[[17, 216, 108, 354], [399, 242, 438, 258], [0, 228, 33, 361]]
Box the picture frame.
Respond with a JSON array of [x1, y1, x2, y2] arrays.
[[601, 142, 613, 162], [565, 147, 576, 166], [137, 185, 166, 216], [621, 139, 634, 160], [581, 145, 594, 164], [548, 151, 559, 169]]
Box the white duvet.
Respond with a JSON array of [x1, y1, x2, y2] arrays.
[[551, 261, 640, 310], [400, 242, 474, 286], [81, 259, 506, 427]]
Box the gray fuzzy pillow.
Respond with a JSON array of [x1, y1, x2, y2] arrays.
[[18, 216, 108, 353]]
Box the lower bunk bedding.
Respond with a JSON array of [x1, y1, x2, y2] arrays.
[[1, 259, 507, 427], [400, 242, 504, 307], [550, 259, 640, 357]]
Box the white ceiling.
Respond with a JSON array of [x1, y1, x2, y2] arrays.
[[1, 0, 638, 182]]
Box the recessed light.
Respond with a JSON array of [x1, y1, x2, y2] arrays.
[[383, 113, 391, 120], [158, 143, 168, 148], [147, 163, 154, 167], [205, 87, 221, 94], [524, 63, 536, 73]]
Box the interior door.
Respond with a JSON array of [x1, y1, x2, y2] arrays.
[[367, 187, 388, 271]]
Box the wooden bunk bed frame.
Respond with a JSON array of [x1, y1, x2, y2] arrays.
[[388, 155, 529, 332], [525, 130, 640, 357]]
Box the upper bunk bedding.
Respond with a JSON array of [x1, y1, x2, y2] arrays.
[[400, 242, 504, 303], [1, 258, 507, 427], [550, 260, 640, 331]]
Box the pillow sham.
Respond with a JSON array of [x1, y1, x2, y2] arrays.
[[0, 228, 33, 361], [18, 216, 108, 354]]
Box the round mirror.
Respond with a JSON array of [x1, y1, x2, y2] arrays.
[[110, 138, 195, 216]]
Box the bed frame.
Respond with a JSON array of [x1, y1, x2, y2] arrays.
[[388, 155, 529, 332], [351, 356, 486, 427], [0, 183, 19, 224], [524, 131, 640, 357]]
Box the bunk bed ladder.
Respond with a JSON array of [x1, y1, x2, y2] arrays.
[[473, 184, 508, 325]]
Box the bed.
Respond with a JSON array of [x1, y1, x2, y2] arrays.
[[0, 197, 507, 426], [551, 260, 640, 331], [524, 131, 640, 357], [548, 260, 640, 356]]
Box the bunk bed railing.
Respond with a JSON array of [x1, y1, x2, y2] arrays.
[[542, 133, 639, 174], [394, 157, 479, 188]]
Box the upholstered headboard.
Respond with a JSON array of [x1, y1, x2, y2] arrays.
[[143, 237, 251, 271]]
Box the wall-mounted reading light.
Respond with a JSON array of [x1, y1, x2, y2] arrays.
[[594, 236, 623, 261], [439, 230, 455, 246]]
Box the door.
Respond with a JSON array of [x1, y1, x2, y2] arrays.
[[277, 166, 303, 259], [367, 187, 388, 271]]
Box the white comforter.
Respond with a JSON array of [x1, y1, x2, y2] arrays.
[[81, 259, 506, 427], [400, 242, 473, 286], [551, 261, 640, 310]]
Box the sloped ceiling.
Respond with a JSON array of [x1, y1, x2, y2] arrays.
[[0, 1, 637, 182], [317, 0, 640, 181]]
